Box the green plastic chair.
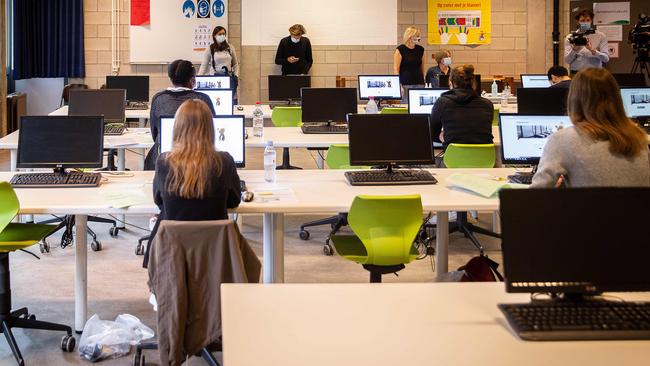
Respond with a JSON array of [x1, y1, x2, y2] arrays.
[[380, 107, 408, 114], [271, 106, 302, 169], [492, 107, 500, 126], [330, 195, 422, 282], [0, 182, 76, 364], [324, 144, 370, 170]]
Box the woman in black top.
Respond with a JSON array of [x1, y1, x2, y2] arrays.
[[275, 24, 313, 75], [393, 26, 426, 103], [144, 99, 241, 267], [430, 65, 493, 150]]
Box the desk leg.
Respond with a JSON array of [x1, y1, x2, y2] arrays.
[[75, 214, 88, 333], [138, 118, 146, 128], [262, 213, 284, 283], [316, 150, 325, 169], [435, 211, 449, 276], [492, 211, 501, 234], [138, 148, 145, 170], [10, 149, 17, 172], [115, 150, 127, 228]]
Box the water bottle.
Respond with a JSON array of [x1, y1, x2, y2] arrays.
[[253, 102, 264, 138], [264, 141, 276, 183], [491, 80, 498, 98], [366, 96, 378, 114], [501, 93, 508, 109]]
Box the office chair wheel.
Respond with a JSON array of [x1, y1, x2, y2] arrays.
[[91, 240, 102, 252], [61, 335, 76, 352], [27, 314, 36, 320], [299, 230, 310, 240], [135, 244, 145, 256], [323, 244, 334, 256], [109, 227, 120, 237], [39, 241, 51, 254]]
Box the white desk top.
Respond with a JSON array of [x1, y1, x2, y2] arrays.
[[0, 168, 516, 215], [221, 282, 650, 366], [0, 128, 154, 150], [49, 104, 273, 119]]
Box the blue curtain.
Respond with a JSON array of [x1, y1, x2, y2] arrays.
[[12, 0, 85, 80]]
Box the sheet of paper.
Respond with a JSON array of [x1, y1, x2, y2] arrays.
[[252, 185, 298, 203], [101, 190, 150, 208], [597, 25, 623, 41], [105, 137, 140, 147], [445, 173, 527, 198]]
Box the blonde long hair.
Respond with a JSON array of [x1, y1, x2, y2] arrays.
[[567, 68, 647, 158], [165, 99, 222, 199], [402, 26, 419, 45]]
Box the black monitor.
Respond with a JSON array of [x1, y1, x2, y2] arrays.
[[347, 114, 434, 167], [516, 87, 568, 115], [612, 73, 648, 87], [300, 88, 357, 123], [68, 89, 126, 123], [195, 89, 234, 115], [159, 115, 245, 167], [500, 187, 650, 296], [105, 75, 149, 102], [17, 116, 104, 170], [408, 88, 446, 114], [520, 74, 551, 88], [620, 87, 650, 118], [195, 75, 231, 89], [439, 74, 482, 95], [268, 75, 311, 101], [358, 75, 402, 100], [498, 113, 572, 165]]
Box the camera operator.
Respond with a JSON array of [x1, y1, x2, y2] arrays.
[[564, 9, 609, 74]]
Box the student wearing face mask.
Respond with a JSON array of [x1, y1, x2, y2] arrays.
[[564, 8, 609, 74], [199, 26, 240, 102], [394, 26, 426, 103], [425, 50, 452, 87], [275, 24, 313, 75]]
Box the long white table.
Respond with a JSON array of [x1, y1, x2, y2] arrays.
[[49, 104, 274, 120], [221, 282, 650, 366], [0, 168, 513, 332]]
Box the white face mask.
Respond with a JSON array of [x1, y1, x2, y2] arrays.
[[215, 35, 226, 44], [412, 36, 421, 44], [291, 36, 301, 43], [442, 57, 452, 66]]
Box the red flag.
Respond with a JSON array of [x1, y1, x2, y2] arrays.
[[131, 0, 150, 26]]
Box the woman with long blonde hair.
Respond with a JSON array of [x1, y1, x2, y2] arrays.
[[532, 68, 649, 187]]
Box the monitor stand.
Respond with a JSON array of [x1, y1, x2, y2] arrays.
[[512, 164, 537, 178]]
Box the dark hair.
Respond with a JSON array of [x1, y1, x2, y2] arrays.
[[210, 26, 230, 53], [168, 59, 196, 87], [547, 65, 569, 80], [450, 65, 476, 90], [575, 8, 594, 21]]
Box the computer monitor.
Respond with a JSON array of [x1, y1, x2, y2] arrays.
[[159, 115, 245, 167], [195, 75, 231, 89], [105, 75, 149, 102], [438, 74, 482, 95], [498, 114, 572, 165], [408, 88, 446, 114], [499, 187, 650, 296], [358, 75, 402, 100], [17, 116, 104, 170], [268, 75, 311, 101], [612, 73, 648, 87], [300, 88, 357, 123], [347, 114, 434, 167], [620, 87, 650, 118], [520, 74, 551, 88], [195, 89, 234, 115], [68, 89, 126, 123], [516, 87, 568, 115]]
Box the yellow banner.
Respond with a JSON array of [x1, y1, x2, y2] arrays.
[[428, 0, 491, 45]]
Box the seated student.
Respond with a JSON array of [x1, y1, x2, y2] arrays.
[[547, 65, 572, 88], [144, 99, 242, 267], [429, 65, 493, 149], [532, 68, 650, 187], [425, 50, 452, 87], [144, 60, 216, 170]]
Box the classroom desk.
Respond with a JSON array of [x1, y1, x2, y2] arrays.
[[49, 104, 274, 120], [221, 282, 650, 366], [0, 168, 513, 332]]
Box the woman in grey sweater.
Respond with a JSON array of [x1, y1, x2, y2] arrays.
[[198, 26, 239, 77], [532, 68, 649, 187]]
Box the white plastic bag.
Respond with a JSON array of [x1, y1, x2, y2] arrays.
[[78, 314, 154, 362]]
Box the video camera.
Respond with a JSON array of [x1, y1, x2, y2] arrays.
[[569, 29, 595, 46], [629, 13, 650, 61]]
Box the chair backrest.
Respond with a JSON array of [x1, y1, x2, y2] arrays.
[[61, 83, 89, 106], [443, 143, 496, 168], [326, 144, 350, 169], [271, 106, 302, 127], [492, 107, 499, 126], [379, 107, 408, 114], [0, 182, 20, 234], [347, 195, 422, 266]]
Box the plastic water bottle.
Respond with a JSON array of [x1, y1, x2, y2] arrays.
[[491, 80, 498, 98], [366, 96, 378, 114], [253, 102, 264, 138], [264, 141, 276, 183], [501, 93, 508, 109]]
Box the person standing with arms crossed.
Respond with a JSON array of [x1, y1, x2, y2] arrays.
[[275, 24, 313, 75], [394, 26, 426, 103]]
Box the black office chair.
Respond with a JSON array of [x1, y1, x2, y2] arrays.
[[60, 83, 88, 107], [38, 215, 118, 253]]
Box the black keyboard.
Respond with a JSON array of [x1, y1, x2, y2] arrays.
[[499, 301, 650, 341], [125, 102, 149, 110], [345, 170, 437, 186], [301, 124, 348, 134], [104, 124, 125, 135], [508, 174, 533, 185], [10, 172, 102, 188]]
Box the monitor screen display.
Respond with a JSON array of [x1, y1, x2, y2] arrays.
[[106, 76, 149, 102], [17, 116, 104, 169], [268, 75, 311, 101], [301, 88, 357, 123], [620, 87, 650, 118], [68, 89, 126, 122], [347, 114, 433, 166], [159, 116, 245, 167], [358, 75, 402, 100], [195, 89, 234, 115], [520, 74, 551, 88], [408, 88, 446, 114], [516, 87, 568, 115], [499, 114, 572, 165], [195, 75, 231, 89]]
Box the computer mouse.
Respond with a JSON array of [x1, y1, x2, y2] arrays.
[[236, 105, 244, 111], [242, 191, 254, 202]]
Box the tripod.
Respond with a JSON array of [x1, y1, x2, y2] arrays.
[[631, 48, 650, 83]]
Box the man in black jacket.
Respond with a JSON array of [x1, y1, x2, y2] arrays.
[[275, 24, 313, 75]]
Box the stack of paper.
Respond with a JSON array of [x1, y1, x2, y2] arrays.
[[101, 191, 150, 208], [446, 173, 527, 198]]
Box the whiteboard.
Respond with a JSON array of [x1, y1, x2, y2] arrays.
[[242, 0, 397, 46], [130, 0, 229, 63]]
